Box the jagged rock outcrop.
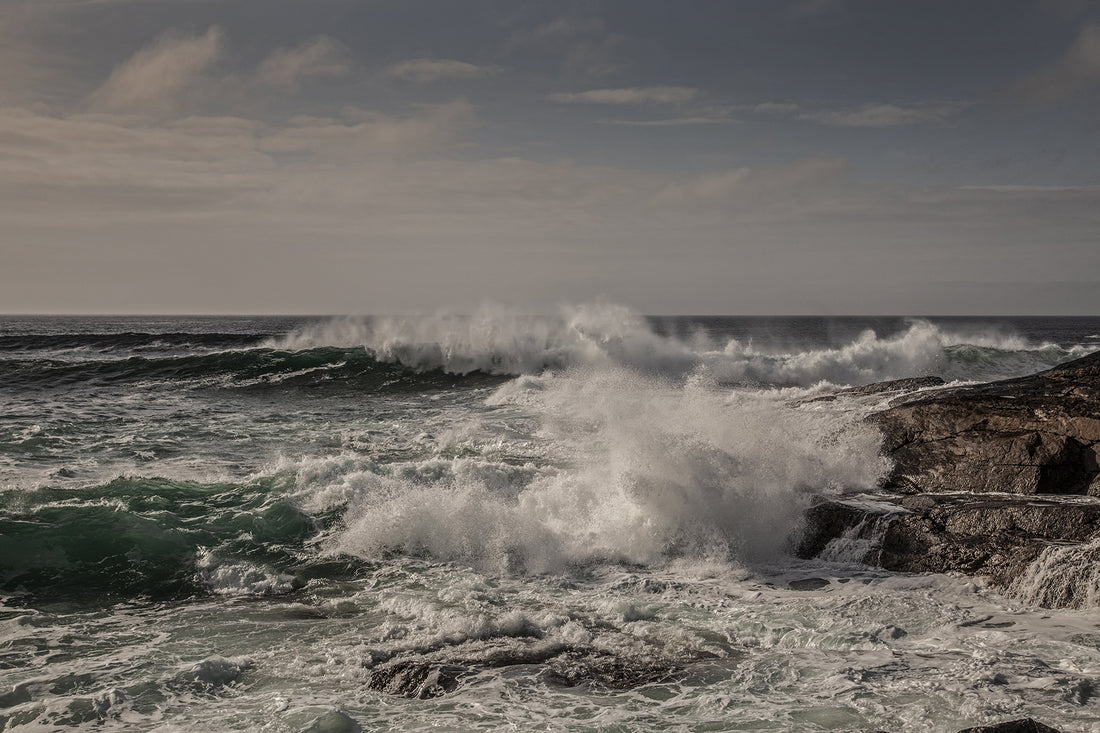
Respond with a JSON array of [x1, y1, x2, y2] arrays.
[[801, 493, 1100, 585], [800, 351, 1100, 607], [871, 351, 1100, 496]]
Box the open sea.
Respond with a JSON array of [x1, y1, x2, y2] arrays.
[[3, 305, 1100, 732]]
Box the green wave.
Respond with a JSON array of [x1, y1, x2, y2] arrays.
[[0, 347, 506, 392], [0, 477, 350, 607]]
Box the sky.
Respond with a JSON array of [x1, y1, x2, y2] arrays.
[[1, 0, 1098, 315]]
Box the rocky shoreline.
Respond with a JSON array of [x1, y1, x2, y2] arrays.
[[799, 350, 1100, 609]]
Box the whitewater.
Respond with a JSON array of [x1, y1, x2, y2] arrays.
[[2, 306, 1100, 731]]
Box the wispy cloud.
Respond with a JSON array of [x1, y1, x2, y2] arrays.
[[1003, 23, 1100, 105], [745, 102, 801, 114], [800, 101, 967, 127], [549, 86, 699, 105], [257, 36, 351, 90], [505, 16, 605, 50], [89, 27, 224, 114], [259, 101, 476, 159], [506, 16, 624, 78], [386, 58, 497, 83], [596, 116, 735, 126]]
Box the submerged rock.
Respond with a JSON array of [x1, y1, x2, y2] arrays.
[[800, 350, 1100, 607], [366, 659, 470, 699], [302, 710, 363, 733], [364, 643, 689, 698], [542, 649, 679, 689]]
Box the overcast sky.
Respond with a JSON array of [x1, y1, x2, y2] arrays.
[[1, 0, 1098, 314]]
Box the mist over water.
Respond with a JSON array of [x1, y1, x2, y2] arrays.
[[2, 306, 1100, 731]]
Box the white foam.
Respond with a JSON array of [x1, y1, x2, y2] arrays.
[[194, 549, 297, 596], [323, 368, 889, 573]]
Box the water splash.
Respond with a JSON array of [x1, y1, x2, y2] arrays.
[[324, 369, 890, 573]]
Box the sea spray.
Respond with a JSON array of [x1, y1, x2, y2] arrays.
[[328, 367, 890, 573], [268, 303, 1094, 386]]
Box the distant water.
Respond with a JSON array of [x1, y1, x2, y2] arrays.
[[3, 306, 1100, 731]]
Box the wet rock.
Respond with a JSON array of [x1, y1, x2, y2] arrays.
[[955, 718, 1062, 733], [871, 351, 1100, 496], [800, 352, 1100, 607], [801, 493, 1100, 587], [543, 649, 678, 689], [366, 659, 471, 699]]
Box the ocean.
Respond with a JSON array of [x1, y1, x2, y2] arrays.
[[3, 305, 1100, 731]]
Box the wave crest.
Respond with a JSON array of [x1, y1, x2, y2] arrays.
[[271, 303, 1091, 386]]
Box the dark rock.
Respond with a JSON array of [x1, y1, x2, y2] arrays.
[[362, 641, 690, 698], [366, 659, 471, 699], [801, 493, 1100, 587], [871, 350, 1100, 496], [542, 649, 678, 689], [955, 718, 1062, 733], [798, 352, 1100, 606]]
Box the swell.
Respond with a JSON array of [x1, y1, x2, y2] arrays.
[[0, 347, 507, 392], [0, 477, 352, 606], [0, 331, 267, 352]]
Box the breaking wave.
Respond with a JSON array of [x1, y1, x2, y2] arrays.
[[311, 370, 890, 574], [270, 303, 1094, 386]]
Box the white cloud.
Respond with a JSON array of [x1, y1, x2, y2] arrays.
[[1005, 23, 1100, 105], [257, 36, 351, 90], [549, 86, 699, 105], [90, 27, 224, 114], [386, 58, 496, 83]]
